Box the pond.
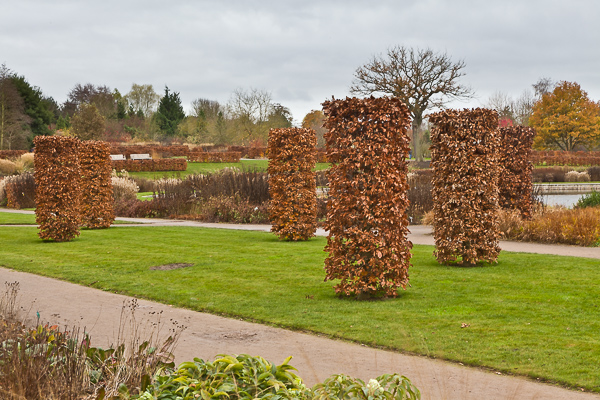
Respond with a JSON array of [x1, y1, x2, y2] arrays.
[[540, 194, 587, 208]]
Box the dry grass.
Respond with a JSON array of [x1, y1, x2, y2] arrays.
[[0, 159, 17, 175], [500, 207, 600, 246]]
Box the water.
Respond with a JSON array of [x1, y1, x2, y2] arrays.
[[540, 194, 587, 208]]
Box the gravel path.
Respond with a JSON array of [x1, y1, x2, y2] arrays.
[[1, 209, 598, 399]]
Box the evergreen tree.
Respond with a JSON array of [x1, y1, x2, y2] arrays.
[[155, 86, 185, 137], [11, 75, 56, 140]]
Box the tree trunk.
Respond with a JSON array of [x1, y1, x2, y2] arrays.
[[412, 114, 423, 162]]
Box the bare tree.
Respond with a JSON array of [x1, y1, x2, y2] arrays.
[[63, 83, 116, 118], [532, 77, 554, 98], [190, 98, 222, 120], [350, 46, 473, 160], [124, 83, 160, 118], [228, 88, 274, 144]]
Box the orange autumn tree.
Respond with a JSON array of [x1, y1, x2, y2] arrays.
[[530, 81, 600, 151]]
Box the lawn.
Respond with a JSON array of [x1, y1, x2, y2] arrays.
[[0, 224, 599, 391], [127, 160, 330, 179], [0, 211, 137, 225]]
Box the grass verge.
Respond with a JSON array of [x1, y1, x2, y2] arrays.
[[0, 210, 138, 225], [0, 225, 599, 391], [127, 160, 330, 179]]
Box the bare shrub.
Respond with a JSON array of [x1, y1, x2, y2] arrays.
[[532, 167, 570, 183], [4, 172, 36, 209], [132, 176, 156, 192], [407, 170, 433, 224], [587, 166, 600, 181], [187, 169, 269, 204], [192, 195, 269, 223], [154, 177, 195, 215]]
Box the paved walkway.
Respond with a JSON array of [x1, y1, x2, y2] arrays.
[[1, 209, 599, 399]]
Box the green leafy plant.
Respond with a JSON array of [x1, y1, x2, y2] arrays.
[[312, 374, 420, 400], [137, 354, 309, 400], [136, 355, 420, 400], [576, 190, 600, 209]]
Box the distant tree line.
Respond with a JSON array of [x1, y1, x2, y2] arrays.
[[0, 63, 294, 150]]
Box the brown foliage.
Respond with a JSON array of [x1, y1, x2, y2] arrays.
[[111, 158, 187, 172], [531, 150, 600, 167], [267, 127, 317, 241], [34, 136, 82, 242], [80, 140, 114, 229], [498, 126, 535, 219], [322, 96, 412, 298], [0, 150, 27, 159], [109, 144, 190, 158], [429, 108, 500, 265]]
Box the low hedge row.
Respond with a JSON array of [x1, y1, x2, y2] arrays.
[[111, 159, 187, 172], [0, 150, 27, 159], [532, 150, 600, 166], [109, 145, 191, 157]]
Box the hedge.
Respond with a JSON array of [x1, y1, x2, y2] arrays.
[[80, 141, 114, 229], [322, 96, 412, 298], [429, 108, 500, 265], [34, 136, 82, 242], [268, 127, 317, 241]]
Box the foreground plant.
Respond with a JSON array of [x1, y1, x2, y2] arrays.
[[135, 354, 420, 400]]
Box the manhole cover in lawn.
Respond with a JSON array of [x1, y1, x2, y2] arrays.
[[150, 263, 194, 271]]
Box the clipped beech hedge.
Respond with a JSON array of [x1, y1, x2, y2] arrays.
[[34, 136, 82, 242], [322, 96, 412, 298], [498, 126, 535, 219], [268, 127, 317, 241], [109, 145, 190, 158], [429, 108, 500, 265], [80, 140, 114, 229], [111, 158, 187, 172], [0, 150, 27, 159]]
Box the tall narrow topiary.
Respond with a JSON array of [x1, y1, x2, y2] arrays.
[[268, 127, 317, 241], [322, 96, 412, 298], [80, 140, 115, 229], [429, 108, 500, 265], [34, 136, 82, 242], [498, 126, 535, 219]]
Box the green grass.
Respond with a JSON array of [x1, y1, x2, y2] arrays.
[[0, 212, 37, 225], [0, 211, 137, 225], [1, 226, 599, 390], [127, 160, 330, 179]]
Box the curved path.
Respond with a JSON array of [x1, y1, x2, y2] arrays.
[[1, 209, 598, 399]]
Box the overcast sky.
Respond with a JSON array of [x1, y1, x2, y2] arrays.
[[2, 0, 599, 125]]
